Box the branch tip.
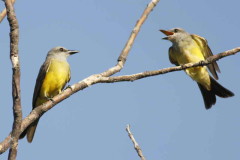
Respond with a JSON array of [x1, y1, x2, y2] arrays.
[[126, 124, 146, 160]]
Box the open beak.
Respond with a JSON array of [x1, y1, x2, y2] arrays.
[[68, 50, 79, 55], [159, 29, 174, 40]]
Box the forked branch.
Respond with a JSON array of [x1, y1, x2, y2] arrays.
[[0, 0, 161, 154], [0, 0, 15, 23]]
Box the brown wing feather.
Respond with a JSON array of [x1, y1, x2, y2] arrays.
[[169, 47, 179, 66], [191, 34, 220, 80], [32, 60, 51, 108]]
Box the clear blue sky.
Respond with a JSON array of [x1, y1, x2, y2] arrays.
[[0, 0, 239, 159]]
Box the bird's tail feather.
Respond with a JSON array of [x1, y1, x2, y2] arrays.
[[198, 83, 216, 109], [26, 119, 39, 143], [210, 77, 234, 98], [19, 127, 27, 139], [198, 77, 234, 109], [19, 119, 39, 143]]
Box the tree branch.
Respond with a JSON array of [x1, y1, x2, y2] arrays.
[[0, 0, 15, 23], [0, 43, 238, 156], [98, 47, 240, 83], [126, 125, 146, 160], [10, 47, 237, 142], [101, 0, 160, 77], [0, 0, 238, 156], [0, 0, 161, 154], [4, 0, 22, 159]]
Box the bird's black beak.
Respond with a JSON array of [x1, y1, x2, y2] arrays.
[[159, 29, 174, 40], [68, 50, 79, 55]]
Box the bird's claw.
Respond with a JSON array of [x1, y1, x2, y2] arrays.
[[45, 97, 55, 104], [199, 60, 205, 66], [65, 85, 73, 91], [180, 64, 186, 69]]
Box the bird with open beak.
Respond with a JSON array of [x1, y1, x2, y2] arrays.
[[160, 28, 234, 109]]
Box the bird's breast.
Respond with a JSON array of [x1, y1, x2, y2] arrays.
[[40, 60, 70, 98], [174, 42, 205, 65], [172, 41, 211, 90]]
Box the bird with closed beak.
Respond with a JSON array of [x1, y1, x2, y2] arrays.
[[160, 28, 234, 109], [20, 46, 79, 142]]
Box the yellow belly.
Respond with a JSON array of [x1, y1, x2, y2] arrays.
[[176, 43, 211, 90], [185, 67, 211, 90], [36, 60, 70, 106], [177, 44, 205, 64]]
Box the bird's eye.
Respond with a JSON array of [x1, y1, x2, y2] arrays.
[[174, 29, 179, 33], [59, 48, 64, 52]]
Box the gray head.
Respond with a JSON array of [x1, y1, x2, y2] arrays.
[[47, 46, 79, 59], [159, 28, 191, 43]]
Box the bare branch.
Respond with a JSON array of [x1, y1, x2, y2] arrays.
[[0, 0, 15, 23], [0, 0, 161, 154], [0, 136, 11, 154], [5, 0, 22, 159], [126, 125, 146, 160], [101, 0, 160, 77], [98, 47, 240, 83], [0, 46, 238, 155]]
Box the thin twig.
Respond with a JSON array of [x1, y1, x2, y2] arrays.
[[0, 0, 16, 23], [5, 0, 22, 159], [101, 0, 160, 77], [126, 125, 146, 160]]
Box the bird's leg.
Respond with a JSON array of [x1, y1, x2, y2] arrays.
[[45, 96, 55, 104]]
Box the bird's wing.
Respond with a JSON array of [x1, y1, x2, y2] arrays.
[[169, 47, 179, 66], [32, 60, 51, 108], [191, 34, 220, 80]]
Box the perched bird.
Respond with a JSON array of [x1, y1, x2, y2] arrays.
[[160, 28, 234, 109], [20, 46, 79, 142]]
